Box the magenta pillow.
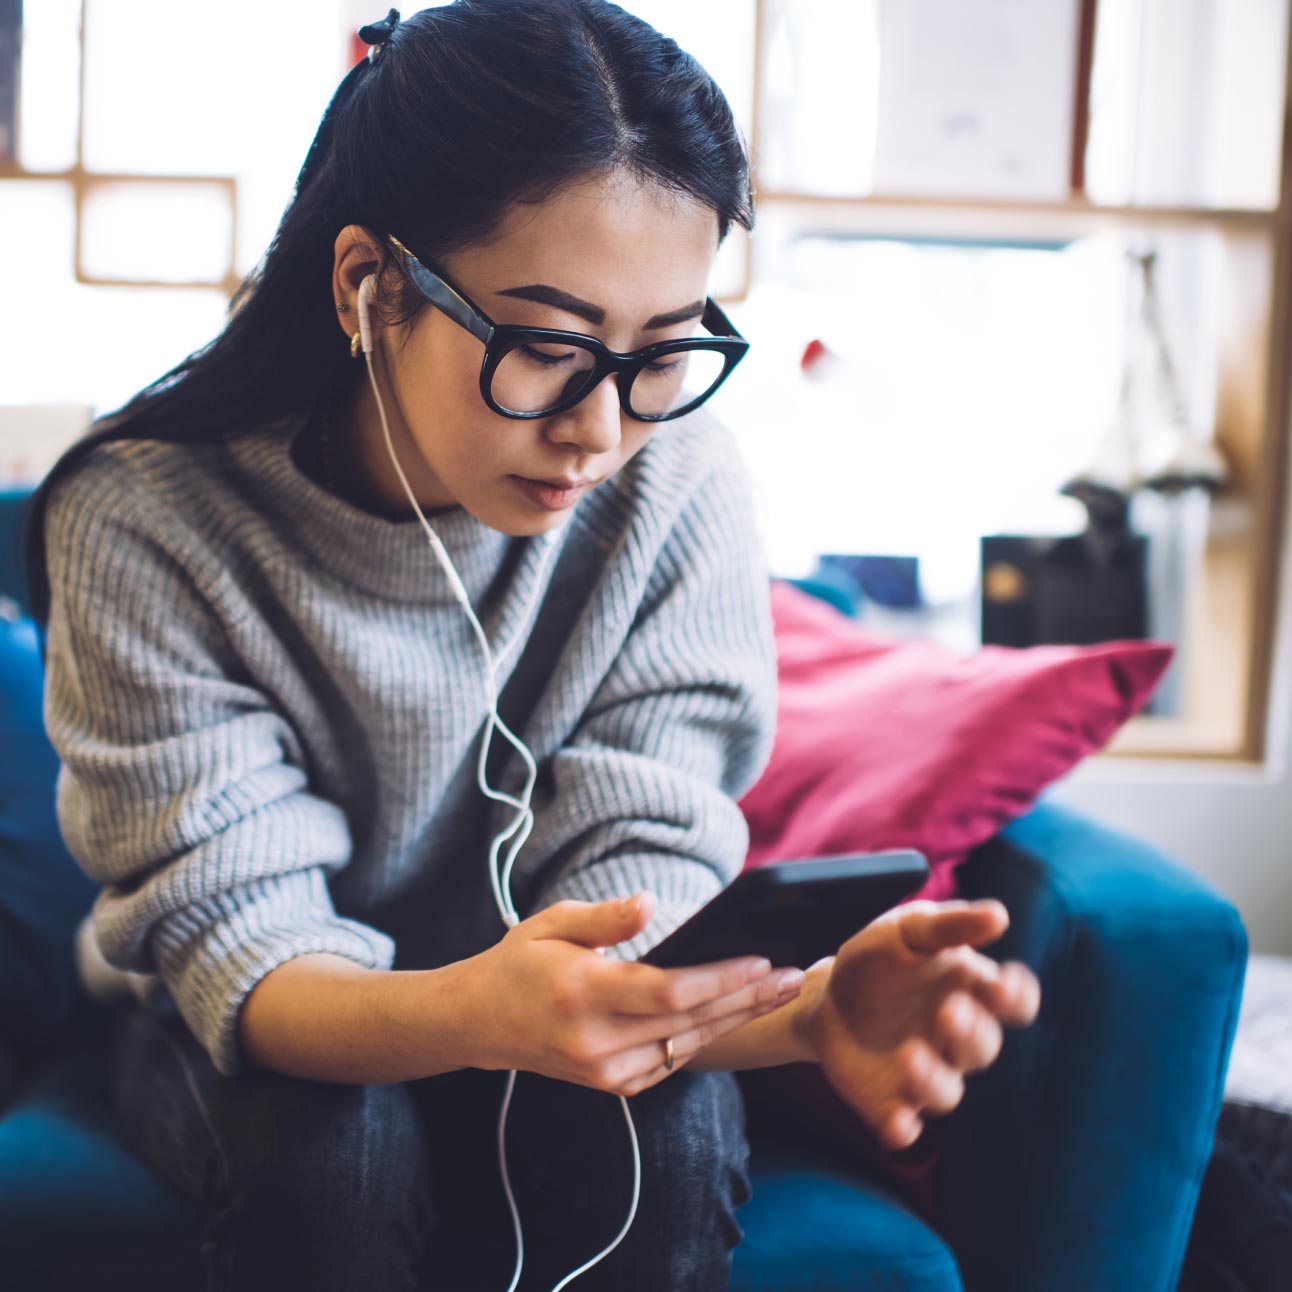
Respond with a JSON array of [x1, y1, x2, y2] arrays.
[[738, 580, 1175, 902]]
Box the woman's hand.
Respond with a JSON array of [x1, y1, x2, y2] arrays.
[[467, 891, 806, 1096], [795, 899, 1041, 1151]]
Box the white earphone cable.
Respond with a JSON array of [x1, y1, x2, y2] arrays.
[[355, 279, 642, 1291]]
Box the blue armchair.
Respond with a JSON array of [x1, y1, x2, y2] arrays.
[[0, 488, 1247, 1290]]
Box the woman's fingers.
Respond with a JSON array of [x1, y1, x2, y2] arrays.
[[898, 900, 1010, 955], [898, 1038, 965, 1116], [609, 976, 801, 1059], [880, 1105, 924, 1151], [611, 986, 803, 1092], [589, 955, 775, 1017], [932, 943, 1041, 1030], [933, 991, 1003, 1073], [966, 960, 1041, 1027], [872, 1044, 964, 1152]]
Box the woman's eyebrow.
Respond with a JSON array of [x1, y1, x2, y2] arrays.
[[495, 284, 706, 330]]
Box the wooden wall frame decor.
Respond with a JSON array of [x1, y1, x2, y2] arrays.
[[0, 0, 241, 295]]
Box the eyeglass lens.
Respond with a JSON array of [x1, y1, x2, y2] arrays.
[[491, 341, 729, 417]]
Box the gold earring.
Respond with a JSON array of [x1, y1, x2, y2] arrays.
[[350, 331, 362, 359], [337, 301, 350, 313]]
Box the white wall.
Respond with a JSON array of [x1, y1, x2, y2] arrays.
[[1051, 411, 1292, 956]]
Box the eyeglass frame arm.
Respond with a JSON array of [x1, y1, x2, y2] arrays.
[[389, 233, 494, 345]]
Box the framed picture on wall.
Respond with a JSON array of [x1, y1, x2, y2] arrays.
[[873, 0, 1088, 200]]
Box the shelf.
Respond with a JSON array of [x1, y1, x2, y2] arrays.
[[0, 164, 237, 188], [754, 189, 1284, 238]]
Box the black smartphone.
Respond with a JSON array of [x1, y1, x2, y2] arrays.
[[639, 851, 930, 970]]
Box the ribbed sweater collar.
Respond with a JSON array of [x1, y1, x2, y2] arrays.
[[226, 410, 538, 605]]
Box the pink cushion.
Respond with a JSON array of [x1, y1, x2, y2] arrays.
[[738, 580, 1175, 903]]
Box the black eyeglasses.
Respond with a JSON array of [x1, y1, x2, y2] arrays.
[[384, 233, 750, 422]]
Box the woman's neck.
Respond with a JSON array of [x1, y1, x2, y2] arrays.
[[328, 382, 459, 520]]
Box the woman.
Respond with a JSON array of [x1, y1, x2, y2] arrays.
[[26, 4, 1039, 1289]]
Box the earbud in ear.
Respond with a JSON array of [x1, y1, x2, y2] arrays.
[[357, 274, 378, 355]]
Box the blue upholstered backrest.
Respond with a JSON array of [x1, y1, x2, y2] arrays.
[[0, 487, 100, 1078], [0, 612, 99, 1069], [0, 490, 34, 620]]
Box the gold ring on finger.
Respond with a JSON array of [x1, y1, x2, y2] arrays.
[[664, 1037, 675, 1071]]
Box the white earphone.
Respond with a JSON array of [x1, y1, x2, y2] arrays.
[[355, 274, 643, 1292]]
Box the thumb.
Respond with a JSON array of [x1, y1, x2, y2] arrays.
[[898, 899, 1009, 955], [530, 891, 658, 950]]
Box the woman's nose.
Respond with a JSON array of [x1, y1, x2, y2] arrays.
[[545, 372, 623, 457]]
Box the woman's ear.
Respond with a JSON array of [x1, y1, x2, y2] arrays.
[[332, 225, 390, 339]]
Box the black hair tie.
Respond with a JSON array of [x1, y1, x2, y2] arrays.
[[358, 8, 401, 61]]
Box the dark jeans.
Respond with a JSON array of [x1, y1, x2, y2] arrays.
[[108, 1005, 752, 1292]]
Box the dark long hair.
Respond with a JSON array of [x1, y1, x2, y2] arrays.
[[22, 0, 754, 627]]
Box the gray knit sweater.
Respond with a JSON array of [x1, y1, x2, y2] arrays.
[[41, 407, 779, 1077]]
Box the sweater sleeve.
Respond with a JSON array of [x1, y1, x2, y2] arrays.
[[515, 429, 780, 962], [41, 452, 395, 1077]]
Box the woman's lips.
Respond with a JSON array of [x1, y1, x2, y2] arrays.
[[509, 475, 590, 511]]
